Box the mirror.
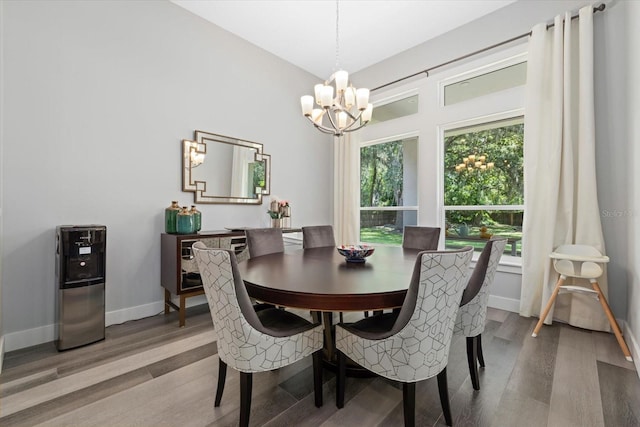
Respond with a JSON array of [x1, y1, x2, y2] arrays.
[[182, 131, 271, 204]]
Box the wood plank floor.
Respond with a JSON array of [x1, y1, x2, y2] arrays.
[[1, 305, 638, 426]]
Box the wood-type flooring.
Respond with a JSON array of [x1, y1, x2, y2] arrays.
[[1, 305, 638, 426]]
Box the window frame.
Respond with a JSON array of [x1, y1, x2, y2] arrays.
[[357, 43, 527, 269]]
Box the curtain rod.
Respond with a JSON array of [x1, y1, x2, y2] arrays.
[[371, 3, 606, 92]]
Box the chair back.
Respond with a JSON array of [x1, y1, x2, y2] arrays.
[[192, 242, 277, 372], [338, 247, 473, 382], [454, 238, 507, 337], [245, 228, 284, 258], [302, 225, 336, 249], [402, 226, 440, 250]]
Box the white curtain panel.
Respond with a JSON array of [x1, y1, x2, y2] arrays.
[[520, 5, 609, 331], [333, 133, 360, 244]]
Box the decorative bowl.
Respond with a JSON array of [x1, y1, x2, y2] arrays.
[[337, 244, 375, 263]]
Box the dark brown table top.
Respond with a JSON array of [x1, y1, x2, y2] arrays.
[[237, 246, 422, 312]]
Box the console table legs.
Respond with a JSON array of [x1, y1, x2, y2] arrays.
[[163, 288, 204, 327]]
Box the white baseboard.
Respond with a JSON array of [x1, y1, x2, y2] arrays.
[[3, 295, 209, 353], [488, 295, 520, 313]]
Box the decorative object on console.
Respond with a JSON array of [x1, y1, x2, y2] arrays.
[[337, 244, 375, 263], [190, 205, 202, 232], [299, 0, 373, 136], [176, 206, 194, 235], [164, 201, 180, 234], [267, 198, 291, 228]]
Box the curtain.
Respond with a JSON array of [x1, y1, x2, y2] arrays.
[[333, 133, 360, 244], [520, 5, 609, 331]]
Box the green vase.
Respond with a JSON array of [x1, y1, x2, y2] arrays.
[[190, 205, 201, 232], [165, 201, 180, 234], [176, 206, 194, 234]]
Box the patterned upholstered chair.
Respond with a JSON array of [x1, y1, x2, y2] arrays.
[[192, 242, 324, 427], [335, 247, 474, 427], [402, 226, 441, 250], [302, 225, 336, 249], [245, 228, 284, 258], [454, 237, 507, 390]]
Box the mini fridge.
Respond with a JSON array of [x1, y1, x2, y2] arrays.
[[55, 225, 106, 351]]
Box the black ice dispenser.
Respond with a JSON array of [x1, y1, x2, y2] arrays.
[[56, 225, 106, 350]]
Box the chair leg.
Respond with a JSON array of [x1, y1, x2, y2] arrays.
[[437, 368, 453, 426], [476, 333, 485, 368], [532, 275, 566, 337], [239, 372, 252, 427], [312, 350, 323, 407], [402, 382, 416, 427], [336, 350, 346, 408], [591, 280, 633, 361], [214, 358, 227, 407], [466, 336, 480, 390]]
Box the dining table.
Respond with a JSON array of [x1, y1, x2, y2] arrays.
[[237, 245, 423, 375]]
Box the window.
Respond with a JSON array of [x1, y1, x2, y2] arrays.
[[443, 62, 527, 106], [369, 94, 419, 124], [360, 137, 418, 245], [443, 117, 524, 256]]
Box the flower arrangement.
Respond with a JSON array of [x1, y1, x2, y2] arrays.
[[268, 198, 290, 219], [268, 198, 291, 227]]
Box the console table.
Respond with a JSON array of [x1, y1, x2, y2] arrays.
[[160, 228, 301, 326]]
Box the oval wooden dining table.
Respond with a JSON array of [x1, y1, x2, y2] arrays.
[[237, 245, 422, 312], [237, 245, 423, 375]]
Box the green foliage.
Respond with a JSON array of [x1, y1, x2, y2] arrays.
[[444, 123, 524, 224], [360, 141, 404, 207]]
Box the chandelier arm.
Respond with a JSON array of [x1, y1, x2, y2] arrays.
[[305, 116, 339, 135], [324, 108, 341, 132], [342, 121, 369, 133], [340, 111, 367, 132]]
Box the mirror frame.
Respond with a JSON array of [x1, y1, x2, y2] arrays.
[[182, 130, 271, 204]]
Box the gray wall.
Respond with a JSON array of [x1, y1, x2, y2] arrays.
[[626, 0, 640, 366], [354, 0, 633, 323], [0, 0, 332, 350]]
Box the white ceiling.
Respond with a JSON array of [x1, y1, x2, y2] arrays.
[[171, 0, 518, 79]]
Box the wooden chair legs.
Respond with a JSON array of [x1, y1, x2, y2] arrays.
[[477, 334, 485, 367], [402, 382, 416, 427], [336, 350, 346, 408], [214, 358, 227, 407], [437, 368, 453, 426], [337, 350, 453, 426], [312, 350, 323, 407], [532, 274, 633, 362], [591, 281, 633, 361], [466, 336, 480, 390], [532, 275, 566, 337], [239, 372, 253, 427]]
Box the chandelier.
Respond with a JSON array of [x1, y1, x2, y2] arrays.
[[455, 154, 494, 173], [299, 0, 373, 136]]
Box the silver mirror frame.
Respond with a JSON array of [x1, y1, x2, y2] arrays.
[[182, 130, 271, 204]]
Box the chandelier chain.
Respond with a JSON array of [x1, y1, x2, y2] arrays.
[[335, 0, 340, 70]]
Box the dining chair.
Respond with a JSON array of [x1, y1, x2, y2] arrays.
[[245, 227, 284, 258], [335, 246, 474, 427], [192, 242, 324, 427], [364, 226, 441, 318], [302, 225, 336, 248], [454, 237, 507, 390], [531, 244, 633, 361], [402, 226, 441, 250]]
